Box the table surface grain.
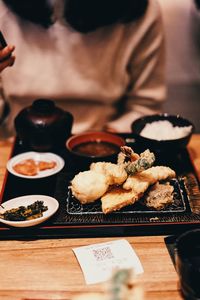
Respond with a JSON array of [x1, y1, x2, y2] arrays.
[[0, 135, 200, 300]]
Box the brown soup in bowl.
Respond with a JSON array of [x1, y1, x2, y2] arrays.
[[72, 140, 120, 157], [66, 131, 125, 168]]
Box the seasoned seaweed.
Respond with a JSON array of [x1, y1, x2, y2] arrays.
[[0, 201, 48, 221]]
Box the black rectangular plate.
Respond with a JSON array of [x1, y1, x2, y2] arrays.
[[0, 134, 200, 239]]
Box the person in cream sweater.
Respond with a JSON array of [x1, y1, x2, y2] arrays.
[[0, 0, 166, 137]]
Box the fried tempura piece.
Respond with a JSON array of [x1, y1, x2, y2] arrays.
[[101, 166, 176, 214], [143, 182, 174, 210], [123, 166, 176, 191], [71, 162, 127, 204], [101, 186, 137, 214], [13, 159, 38, 176], [38, 160, 57, 171], [125, 149, 155, 175], [71, 170, 109, 204], [117, 147, 155, 175], [118, 146, 139, 164], [90, 162, 127, 185]]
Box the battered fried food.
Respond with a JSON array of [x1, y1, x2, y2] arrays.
[[118, 147, 155, 175], [70, 170, 109, 204], [71, 162, 127, 204], [70, 146, 176, 214], [143, 182, 174, 210], [101, 166, 176, 214], [118, 146, 139, 164], [123, 166, 176, 191], [90, 162, 127, 185], [124, 149, 155, 175], [101, 186, 137, 214]]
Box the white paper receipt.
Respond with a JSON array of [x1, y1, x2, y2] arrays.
[[72, 239, 144, 285]]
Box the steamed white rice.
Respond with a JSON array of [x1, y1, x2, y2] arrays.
[[140, 120, 192, 140]]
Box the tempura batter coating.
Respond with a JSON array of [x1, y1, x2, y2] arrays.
[[71, 170, 109, 204], [90, 162, 127, 185], [101, 166, 176, 214], [143, 182, 174, 210], [101, 186, 137, 214], [123, 166, 176, 191]]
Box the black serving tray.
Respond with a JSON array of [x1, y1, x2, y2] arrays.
[[0, 134, 200, 239]]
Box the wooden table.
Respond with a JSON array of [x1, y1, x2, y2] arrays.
[[0, 135, 200, 300]]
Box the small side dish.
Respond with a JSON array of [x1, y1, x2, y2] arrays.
[[0, 200, 48, 221], [0, 195, 59, 227], [7, 152, 65, 179]]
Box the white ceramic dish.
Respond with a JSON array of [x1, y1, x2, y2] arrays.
[[0, 195, 59, 227], [7, 151, 65, 179]]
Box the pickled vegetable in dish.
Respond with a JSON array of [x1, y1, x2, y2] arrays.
[[0, 200, 48, 221], [72, 141, 120, 157], [13, 159, 57, 176]]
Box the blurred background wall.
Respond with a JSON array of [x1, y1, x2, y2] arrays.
[[158, 0, 200, 132]]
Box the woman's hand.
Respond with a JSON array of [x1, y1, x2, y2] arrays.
[[0, 45, 15, 72]]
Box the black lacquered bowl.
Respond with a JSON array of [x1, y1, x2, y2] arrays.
[[131, 114, 195, 152]]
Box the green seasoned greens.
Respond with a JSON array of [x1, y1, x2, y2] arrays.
[[0, 201, 48, 221]]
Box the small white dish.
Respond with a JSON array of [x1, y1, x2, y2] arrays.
[[0, 195, 59, 227], [7, 151, 65, 179]]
